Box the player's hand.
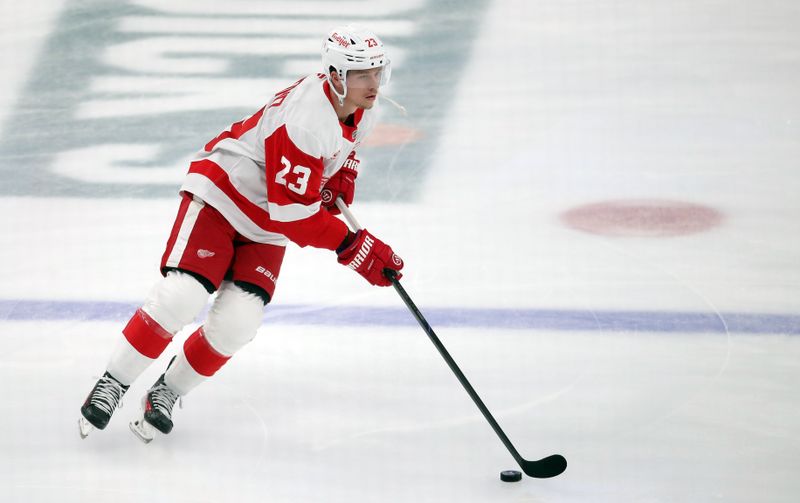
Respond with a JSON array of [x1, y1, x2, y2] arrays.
[[336, 229, 404, 287], [320, 167, 357, 215]]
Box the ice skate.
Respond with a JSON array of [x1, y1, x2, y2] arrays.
[[130, 360, 181, 443], [79, 372, 129, 438]]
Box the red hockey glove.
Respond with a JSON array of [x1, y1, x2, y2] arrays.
[[336, 229, 404, 287], [320, 167, 357, 215]]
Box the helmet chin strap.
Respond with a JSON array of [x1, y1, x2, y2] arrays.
[[329, 71, 348, 106]]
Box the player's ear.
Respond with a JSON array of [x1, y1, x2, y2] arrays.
[[328, 66, 340, 84], [328, 66, 345, 94]]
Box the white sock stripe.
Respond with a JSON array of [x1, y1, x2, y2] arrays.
[[164, 351, 205, 396], [165, 197, 204, 268], [106, 337, 155, 386]]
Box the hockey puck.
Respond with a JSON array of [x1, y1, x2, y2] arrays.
[[500, 470, 522, 482]]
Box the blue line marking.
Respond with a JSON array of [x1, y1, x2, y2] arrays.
[[1, 300, 798, 335]]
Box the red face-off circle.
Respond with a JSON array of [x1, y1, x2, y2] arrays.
[[560, 199, 723, 237]]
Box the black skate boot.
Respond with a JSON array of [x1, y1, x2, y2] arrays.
[[143, 372, 181, 434], [79, 372, 129, 438], [130, 357, 180, 443]]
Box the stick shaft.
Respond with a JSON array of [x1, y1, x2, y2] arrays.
[[335, 198, 361, 230], [387, 275, 526, 465], [334, 198, 525, 465]]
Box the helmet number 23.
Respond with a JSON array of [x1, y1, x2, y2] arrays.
[[275, 156, 311, 195]]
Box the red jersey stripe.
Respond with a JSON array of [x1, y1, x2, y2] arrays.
[[204, 107, 265, 152], [187, 159, 348, 250]]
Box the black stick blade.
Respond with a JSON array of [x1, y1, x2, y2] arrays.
[[521, 454, 567, 479]]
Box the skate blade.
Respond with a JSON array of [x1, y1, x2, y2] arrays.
[[129, 418, 155, 444], [78, 417, 94, 439]]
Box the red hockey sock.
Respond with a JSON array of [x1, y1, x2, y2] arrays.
[[122, 308, 174, 359], [183, 328, 231, 377]]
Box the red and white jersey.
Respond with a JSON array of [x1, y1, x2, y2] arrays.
[[180, 73, 376, 250]]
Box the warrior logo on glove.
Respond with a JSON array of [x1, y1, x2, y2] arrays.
[[320, 188, 335, 205], [337, 229, 404, 287], [320, 159, 359, 216], [391, 253, 403, 267]]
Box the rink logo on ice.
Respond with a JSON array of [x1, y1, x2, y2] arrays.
[[0, 0, 488, 199]]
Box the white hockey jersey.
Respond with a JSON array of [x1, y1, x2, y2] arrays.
[[181, 73, 377, 250]]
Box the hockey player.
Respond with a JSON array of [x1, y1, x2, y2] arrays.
[[79, 25, 404, 442]]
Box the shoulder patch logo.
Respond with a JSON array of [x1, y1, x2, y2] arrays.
[[197, 249, 216, 259]]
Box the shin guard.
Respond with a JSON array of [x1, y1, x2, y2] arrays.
[[122, 309, 174, 359]]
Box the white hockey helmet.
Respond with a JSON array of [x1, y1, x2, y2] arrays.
[[321, 25, 391, 104]]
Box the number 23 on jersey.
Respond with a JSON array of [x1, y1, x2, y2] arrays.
[[275, 156, 311, 195]]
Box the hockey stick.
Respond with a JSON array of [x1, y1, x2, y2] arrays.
[[334, 199, 567, 479]]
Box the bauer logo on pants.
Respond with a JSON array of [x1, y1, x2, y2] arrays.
[[255, 266, 277, 283]]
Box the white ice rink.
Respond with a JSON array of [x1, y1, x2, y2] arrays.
[[1, 1, 799, 502]]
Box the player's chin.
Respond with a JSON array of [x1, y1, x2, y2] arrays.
[[359, 94, 378, 109]]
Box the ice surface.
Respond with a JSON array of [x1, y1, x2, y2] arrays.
[[1, 1, 798, 502]]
